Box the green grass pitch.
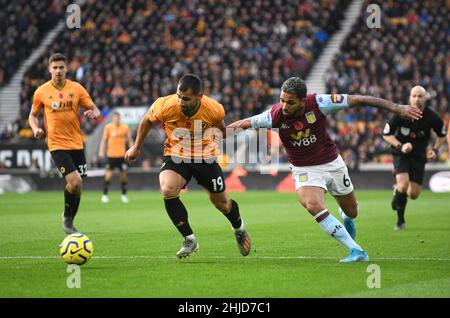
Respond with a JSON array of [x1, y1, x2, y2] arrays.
[[0, 190, 449, 297]]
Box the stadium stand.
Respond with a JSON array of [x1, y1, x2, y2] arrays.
[[0, 0, 68, 87], [2, 0, 447, 169], [325, 0, 449, 168], [7, 0, 350, 156]]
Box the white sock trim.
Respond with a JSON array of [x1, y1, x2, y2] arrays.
[[234, 218, 245, 232], [314, 209, 329, 220], [185, 234, 195, 240]]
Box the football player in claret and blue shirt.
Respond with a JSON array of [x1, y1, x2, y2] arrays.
[[227, 77, 422, 263]]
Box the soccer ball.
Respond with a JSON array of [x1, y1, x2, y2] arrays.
[[59, 233, 94, 265]]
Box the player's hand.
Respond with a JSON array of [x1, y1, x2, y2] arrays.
[[83, 110, 99, 119], [398, 104, 422, 121], [401, 142, 413, 154], [125, 145, 140, 165], [33, 128, 44, 139], [426, 149, 437, 161]]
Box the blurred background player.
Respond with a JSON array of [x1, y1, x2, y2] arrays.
[[228, 77, 421, 263], [125, 74, 251, 258], [447, 122, 450, 166], [383, 85, 447, 230], [28, 53, 101, 234], [99, 112, 133, 203]]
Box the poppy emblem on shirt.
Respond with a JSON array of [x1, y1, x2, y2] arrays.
[[331, 94, 344, 103], [59, 93, 64, 99], [410, 132, 416, 139], [305, 111, 316, 124], [294, 121, 303, 130], [184, 121, 192, 129]]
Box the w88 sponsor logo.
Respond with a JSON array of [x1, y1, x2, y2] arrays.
[[289, 134, 317, 147]]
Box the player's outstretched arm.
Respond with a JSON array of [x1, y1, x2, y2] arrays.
[[125, 115, 152, 164], [227, 117, 252, 130], [348, 95, 422, 120], [225, 117, 253, 139], [28, 109, 44, 139]]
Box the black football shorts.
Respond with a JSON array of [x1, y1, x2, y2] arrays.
[[106, 157, 127, 171], [50, 149, 87, 178], [393, 153, 425, 185], [160, 156, 225, 193]]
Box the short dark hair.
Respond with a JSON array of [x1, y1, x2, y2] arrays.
[[178, 74, 203, 95], [112, 111, 120, 117], [281, 77, 307, 99], [48, 53, 67, 65]]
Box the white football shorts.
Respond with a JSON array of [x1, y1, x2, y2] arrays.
[[290, 155, 354, 196]]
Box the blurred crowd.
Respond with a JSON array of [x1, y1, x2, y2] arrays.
[[325, 0, 449, 168], [1, 0, 448, 169], [2, 0, 348, 149], [0, 0, 68, 87]]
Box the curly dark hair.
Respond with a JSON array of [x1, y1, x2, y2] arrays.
[[281, 77, 307, 99]]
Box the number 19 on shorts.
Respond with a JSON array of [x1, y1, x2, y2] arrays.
[[212, 176, 224, 192]]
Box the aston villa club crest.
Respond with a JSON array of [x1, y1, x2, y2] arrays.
[[305, 111, 316, 124], [299, 173, 308, 182], [294, 121, 303, 130]]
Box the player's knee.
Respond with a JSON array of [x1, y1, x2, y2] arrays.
[[304, 200, 325, 214], [397, 183, 408, 193], [160, 185, 180, 198], [344, 207, 358, 218], [68, 179, 82, 193]]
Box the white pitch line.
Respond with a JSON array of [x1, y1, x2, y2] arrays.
[[0, 255, 450, 262]]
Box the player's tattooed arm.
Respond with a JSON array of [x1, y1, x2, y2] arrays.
[[348, 95, 422, 120], [227, 118, 252, 130], [225, 117, 252, 138]]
